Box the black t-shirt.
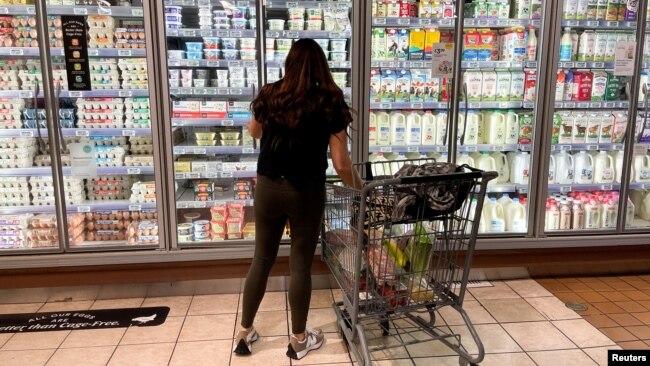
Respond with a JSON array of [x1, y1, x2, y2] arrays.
[[255, 83, 348, 187]]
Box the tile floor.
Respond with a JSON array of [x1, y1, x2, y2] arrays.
[[0, 279, 628, 366], [539, 275, 650, 351]]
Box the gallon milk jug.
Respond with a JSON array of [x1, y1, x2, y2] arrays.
[[483, 198, 505, 232], [497, 193, 513, 208], [633, 155, 650, 182], [504, 110, 519, 145], [640, 192, 650, 221], [484, 111, 506, 145], [601, 199, 618, 229], [559, 201, 572, 230], [476, 152, 497, 181], [631, 189, 646, 215], [584, 199, 601, 229], [612, 150, 624, 183], [554, 151, 574, 184], [572, 201, 585, 229], [376, 111, 391, 146], [507, 198, 527, 232], [390, 111, 406, 145], [421, 111, 436, 145], [510, 152, 531, 184], [548, 154, 556, 184], [491, 152, 510, 183], [462, 110, 481, 145], [368, 153, 388, 177], [626, 197, 636, 227], [434, 112, 448, 145], [406, 111, 422, 145], [574, 151, 594, 184], [594, 151, 615, 183], [369, 112, 378, 146], [457, 152, 475, 168], [545, 203, 560, 230]]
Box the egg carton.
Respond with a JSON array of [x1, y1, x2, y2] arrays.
[[32, 185, 84, 196], [0, 82, 20, 90], [124, 98, 149, 109], [120, 73, 148, 81], [0, 192, 30, 199], [89, 136, 128, 146], [129, 136, 153, 145], [0, 111, 23, 120], [0, 121, 23, 129], [0, 181, 29, 190], [129, 144, 154, 154], [77, 98, 124, 110], [0, 137, 36, 147], [0, 238, 29, 249], [85, 219, 130, 232], [0, 158, 33, 169], [0, 187, 31, 195], [118, 58, 147, 68], [0, 213, 32, 228], [0, 70, 19, 78], [77, 121, 125, 129], [0, 197, 32, 206], [0, 148, 36, 158], [115, 28, 146, 41], [32, 195, 85, 206], [127, 219, 158, 244], [87, 191, 130, 201], [121, 81, 148, 90], [29, 176, 82, 188], [87, 15, 116, 29], [77, 111, 124, 120], [0, 98, 25, 109], [124, 156, 153, 166], [91, 83, 121, 90]]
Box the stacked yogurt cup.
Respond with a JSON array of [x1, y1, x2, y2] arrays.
[[165, 6, 182, 29]]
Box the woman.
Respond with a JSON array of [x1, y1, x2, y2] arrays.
[[234, 38, 363, 360]]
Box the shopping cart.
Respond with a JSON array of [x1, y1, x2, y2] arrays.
[[322, 159, 496, 366]]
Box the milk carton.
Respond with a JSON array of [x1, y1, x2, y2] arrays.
[[519, 113, 534, 144], [370, 68, 382, 103], [408, 28, 425, 60], [523, 70, 536, 102], [612, 111, 627, 143], [380, 69, 396, 102], [594, 32, 608, 61], [597, 0, 609, 19], [574, 70, 593, 101], [510, 71, 525, 101], [463, 71, 483, 101], [512, 0, 531, 18], [591, 71, 608, 101], [495, 70, 512, 101], [463, 29, 480, 61], [478, 30, 496, 61], [604, 32, 617, 61], [558, 111, 574, 144], [410, 70, 426, 102], [397, 28, 410, 60], [481, 71, 497, 101], [386, 28, 400, 60], [372, 28, 387, 60], [586, 112, 601, 143], [425, 74, 441, 102], [573, 112, 588, 143], [424, 28, 441, 60], [605, 72, 622, 101], [599, 112, 614, 142], [395, 69, 411, 103]]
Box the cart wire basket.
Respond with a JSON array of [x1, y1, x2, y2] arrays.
[[322, 159, 497, 366]]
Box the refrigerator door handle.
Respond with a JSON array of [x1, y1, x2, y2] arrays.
[[33, 83, 46, 152], [460, 83, 468, 146], [54, 82, 66, 152]]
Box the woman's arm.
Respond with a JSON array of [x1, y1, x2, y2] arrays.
[[247, 118, 263, 139], [329, 130, 363, 189]]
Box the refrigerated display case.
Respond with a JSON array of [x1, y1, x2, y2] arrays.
[[0, 0, 165, 254]]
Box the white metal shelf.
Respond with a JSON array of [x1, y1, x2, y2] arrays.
[[0, 166, 154, 177], [0, 200, 156, 215], [175, 188, 253, 209], [551, 143, 625, 152], [0, 5, 144, 17], [171, 118, 250, 127], [0, 47, 146, 57], [167, 29, 256, 38], [0, 128, 151, 138]]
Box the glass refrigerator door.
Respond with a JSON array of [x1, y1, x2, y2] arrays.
[[544, 1, 639, 233], [0, 4, 61, 254], [459, 2, 543, 236], [164, 0, 259, 246], [46, 1, 162, 249]]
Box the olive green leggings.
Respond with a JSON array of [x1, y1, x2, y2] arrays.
[[241, 175, 325, 334]]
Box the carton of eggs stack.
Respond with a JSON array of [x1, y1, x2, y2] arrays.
[[126, 136, 153, 166], [0, 99, 24, 129], [77, 98, 125, 128], [0, 137, 36, 168], [88, 15, 115, 48], [124, 97, 150, 128], [94, 145, 126, 167], [84, 210, 132, 242], [86, 176, 133, 201], [89, 59, 119, 90], [115, 22, 146, 49], [35, 137, 79, 167], [130, 181, 156, 203], [0, 214, 31, 249], [8, 16, 63, 48], [0, 69, 19, 91], [0, 177, 30, 207], [23, 108, 75, 129], [118, 58, 147, 89], [127, 219, 159, 245], [30, 177, 85, 206]]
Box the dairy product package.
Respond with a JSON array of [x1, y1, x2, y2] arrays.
[[395, 69, 411, 103], [591, 71, 608, 101], [495, 70, 512, 101], [380, 69, 396, 103], [463, 71, 483, 101]]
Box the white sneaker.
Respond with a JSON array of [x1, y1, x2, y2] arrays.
[[287, 328, 324, 360], [233, 328, 258, 356]]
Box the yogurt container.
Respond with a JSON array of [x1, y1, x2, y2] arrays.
[[165, 6, 182, 14], [165, 14, 182, 23], [330, 51, 347, 62], [178, 234, 193, 242], [185, 42, 203, 52], [314, 39, 329, 50], [194, 220, 210, 232], [169, 79, 180, 87], [213, 10, 228, 18], [240, 50, 256, 60], [194, 230, 210, 239], [307, 8, 323, 20], [240, 38, 256, 50], [288, 7, 305, 19], [276, 39, 293, 50], [330, 39, 347, 52], [166, 21, 182, 30], [204, 50, 222, 60], [186, 51, 203, 59], [178, 223, 193, 235], [232, 19, 248, 29], [203, 37, 220, 49], [233, 7, 247, 18], [268, 19, 285, 30], [167, 50, 185, 59], [306, 20, 322, 30], [223, 50, 240, 60], [221, 38, 238, 50], [287, 20, 304, 30]]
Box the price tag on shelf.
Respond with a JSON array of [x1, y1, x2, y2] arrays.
[[468, 102, 480, 108], [20, 131, 34, 137], [419, 18, 431, 25], [554, 102, 563, 108], [75, 130, 90, 137], [431, 42, 454, 78], [205, 172, 218, 178], [374, 18, 387, 25], [634, 144, 649, 155], [230, 88, 243, 95], [566, 20, 579, 26], [464, 19, 475, 26], [286, 31, 299, 38], [174, 148, 186, 155], [118, 90, 133, 97], [217, 31, 229, 37], [379, 103, 392, 109], [518, 187, 529, 194], [77, 206, 91, 213], [467, 61, 480, 68], [560, 145, 572, 151], [407, 146, 419, 152], [465, 145, 478, 152], [167, 29, 178, 36], [619, 101, 630, 108], [601, 184, 614, 190], [132, 8, 144, 16], [0, 7, 7, 14], [129, 205, 142, 211], [614, 144, 624, 150], [589, 102, 601, 108], [206, 61, 220, 67], [18, 91, 33, 98], [26, 7, 35, 14], [410, 61, 423, 68], [194, 201, 207, 208], [397, 18, 410, 25], [118, 50, 132, 57], [122, 130, 136, 137], [231, 31, 242, 37], [73, 8, 88, 15], [586, 21, 599, 26], [220, 172, 233, 178], [228, 61, 241, 67], [217, 88, 229, 95], [606, 21, 619, 27], [180, 88, 192, 95], [563, 102, 576, 108], [587, 144, 598, 150], [68, 91, 83, 98], [127, 168, 141, 175], [194, 88, 207, 95], [221, 120, 235, 126], [593, 62, 605, 68], [243, 61, 256, 68], [9, 48, 24, 56], [186, 60, 200, 67], [380, 146, 392, 153], [575, 62, 587, 68], [410, 103, 423, 109], [98, 8, 111, 15], [187, 172, 200, 179], [175, 173, 186, 179], [88, 49, 99, 56], [266, 31, 280, 38], [177, 202, 188, 209], [603, 102, 615, 108], [560, 186, 572, 193], [477, 20, 489, 26], [200, 29, 213, 37], [242, 148, 255, 154], [497, 19, 508, 26], [183, 29, 197, 37], [437, 146, 448, 152], [286, 2, 298, 8], [577, 102, 590, 108], [193, 148, 207, 154], [329, 32, 342, 38], [490, 145, 505, 151], [499, 102, 511, 109]]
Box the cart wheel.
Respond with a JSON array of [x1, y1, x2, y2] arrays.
[[458, 358, 477, 366], [427, 306, 436, 326], [379, 317, 390, 336]]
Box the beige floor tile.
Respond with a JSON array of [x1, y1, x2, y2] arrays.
[[361, 329, 411, 360], [0, 303, 43, 314], [0, 349, 55, 366], [468, 282, 519, 300], [146, 281, 196, 297], [309, 289, 335, 309], [97, 284, 149, 300], [526, 296, 582, 320], [292, 336, 351, 365], [450, 323, 522, 355], [480, 298, 545, 323], [287, 307, 337, 334], [240, 291, 286, 313], [230, 336, 291, 366], [169, 340, 232, 366], [178, 313, 236, 342], [238, 310, 288, 337], [90, 298, 144, 310], [141, 296, 192, 318], [412, 356, 459, 366], [437, 301, 496, 326], [480, 352, 536, 366], [368, 359, 414, 366], [552, 319, 616, 348], [38, 301, 94, 313], [0, 334, 11, 348], [60, 328, 126, 348], [528, 349, 598, 366], [506, 279, 553, 297], [502, 322, 575, 351], [120, 316, 184, 345], [405, 334, 457, 358], [332, 289, 344, 303], [107, 342, 175, 366], [46, 345, 114, 366], [188, 294, 239, 315], [582, 346, 623, 366], [598, 327, 637, 342], [2, 330, 70, 351]]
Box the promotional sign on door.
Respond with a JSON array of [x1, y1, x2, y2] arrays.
[[70, 143, 97, 178], [431, 43, 454, 78], [614, 41, 636, 77], [61, 16, 91, 91]]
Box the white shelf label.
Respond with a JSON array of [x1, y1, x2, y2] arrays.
[[222, 120, 234, 126], [193, 201, 207, 208], [397, 18, 410, 25], [193, 148, 207, 154], [380, 146, 392, 153], [9, 48, 24, 56], [230, 88, 243, 95], [603, 102, 615, 108], [589, 102, 601, 108], [174, 148, 186, 154], [26, 7, 35, 14], [286, 2, 298, 8], [187, 172, 200, 179], [177, 202, 188, 209], [98, 8, 111, 15], [497, 19, 508, 26], [119, 90, 133, 97], [440, 19, 452, 26], [411, 61, 424, 68], [74, 8, 88, 15], [411, 103, 423, 109], [0, 7, 8, 14], [77, 206, 91, 213], [587, 144, 598, 150], [575, 62, 587, 68], [374, 18, 387, 25], [566, 20, 579, 26], [593, 62, 605, 68], [175, 173, 186, 179], [467, 62, 480, 68], [75, 130, 90, 137], [206, 61, 220, 67], [127, 168, 141, 174], [560, 186, 572, 193], [329, 32, 343, 38], [231, 31, 242, 37], [20, 131, 34, 137], [194, 88, 207, 95], [468, 102, 480, 108], [186, 60, 200, 67], [221, 172, 233, 178], [242, 147, 255, 154], [518, 187, 529, 194], [490, 145, 504, 151], [564, 102, 576, 108], [132, 8, 144, 16], [601, 184, 613, 190], [477, 20, 489, 26], [577, 102, 590, 108], [614, 144, 624, 150], [560, 145, 572, 151], [19, 91, 33, 98], [586, 21, 599, 26], [118, 50, 132, 57], [68, 91, 83, 98], [228, 61, 241, 67], [122, 130, 136, 137], [88, 49, 99, 56], [286, 31, 299, 38], [407, 146, 419, 152], [200, 29, 213, 37], [419, 19, 431, 25], [437, 146, 448, 152], [465, 145, 478, 152], [183, 30, 197, 37], [607, 21, 619, 27], [129, 204, 142, 211]]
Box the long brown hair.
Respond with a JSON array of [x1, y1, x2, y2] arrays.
[[251, 38, 353, 130]]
